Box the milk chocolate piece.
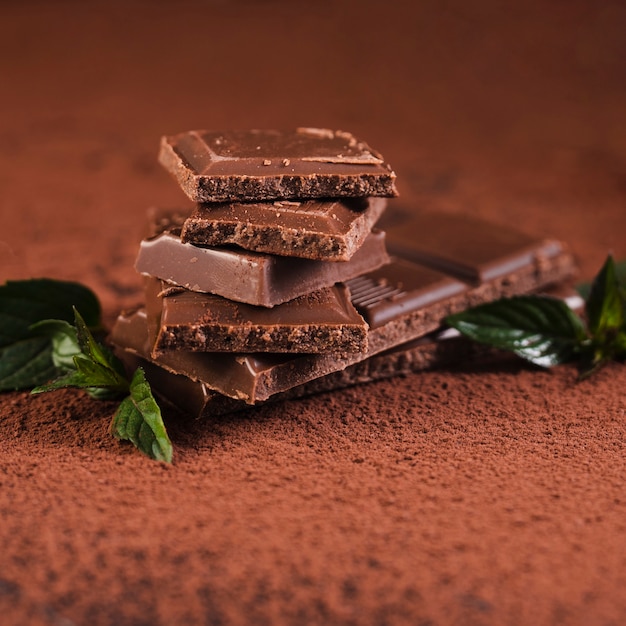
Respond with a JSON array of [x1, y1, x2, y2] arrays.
[[181, 196, 387, 261], [147, 278, 368, 355], [159, 128, 398, 203], [380, 208, 567, 282], [135, 213, 390, 306]]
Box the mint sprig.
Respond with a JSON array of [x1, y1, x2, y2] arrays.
[[32, 309, 173, 463], [447, 254, 626, 376], [0, 279, 100, 391], [32, 310, 129, 397], [0, 279, 172, 462]]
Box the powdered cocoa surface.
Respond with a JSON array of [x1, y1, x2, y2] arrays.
[[1, 2, 626, 625]]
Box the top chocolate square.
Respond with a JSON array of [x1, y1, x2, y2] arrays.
[[158, 128, 398, 202]]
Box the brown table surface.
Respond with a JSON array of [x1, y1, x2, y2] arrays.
[[2, 2, 626, 625]]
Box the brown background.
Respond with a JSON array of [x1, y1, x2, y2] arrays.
[[1, 1, 626, 624]]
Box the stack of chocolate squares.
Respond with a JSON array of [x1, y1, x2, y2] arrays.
[[110, 128, 577, 416]]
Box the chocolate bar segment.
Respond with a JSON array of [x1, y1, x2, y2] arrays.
[[380, 208, 567, 282], [346, 259, 467, 329], [112, 307, 311, 403], [146, 278, 368, 355], [159, 128, 398, 202], [135, 210, 390, 306], [180, 196, 387, 261]]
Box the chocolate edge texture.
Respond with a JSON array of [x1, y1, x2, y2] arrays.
[[180, 197, 388, 261], [149, 280, 369, 355], [135, 227, 390, 307], [158, 134, 398, 203]]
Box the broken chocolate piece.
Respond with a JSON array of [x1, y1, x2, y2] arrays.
[[146, 278, 368, 355], [135, 211, 390, 306], [180, 196, 387, 261], [158, 128, 398, 202]]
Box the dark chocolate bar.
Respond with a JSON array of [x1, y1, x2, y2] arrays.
[[158, 128, 398, 202], [180, 196, 387, 261], [135, 209, 390, 306], [146, 278, 368, 355], [379, 208, 565, 282]]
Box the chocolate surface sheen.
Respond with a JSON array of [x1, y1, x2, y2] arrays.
[[180, 196, 387, 261], [159, 128, 398, 202], [135, 210, 389, 307]]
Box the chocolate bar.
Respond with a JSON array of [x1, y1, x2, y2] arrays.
[[112, 222, 575, 404], [135, 209, 390, 306], [114, 253, 470, 403], [158, 128, 398, 202], [379, 208, 564, 282], [180, 196, 387, 261], [146, 278, 368, 355]]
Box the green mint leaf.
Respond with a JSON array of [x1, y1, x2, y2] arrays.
[[0, 278, 101, 391], [30, 319, 81, 371], [447, 295, 588, 367], [110, 367, 173, 463], [0, 337, 57, 391], [613, 331, 626, 360], [73, 308, 113, 368], [585, 255, 624, 339], [73, 354, 128, 391], [32, 368, 93, 393], [32, 311, 129, 397]]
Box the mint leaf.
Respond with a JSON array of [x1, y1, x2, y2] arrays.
[[32, 309, 172, 461], [0, 279, 100, 391], [3, 278, 172, 462], [0, 336, 57, 391], [447, 295, 588, 367], [72, 309, 128, 383], [30, 319, 80, 371], [585, 255, 623, 338], [580, 254, 626, 371], [32, 310, 128, 398], [110, 367, 173, 463]]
